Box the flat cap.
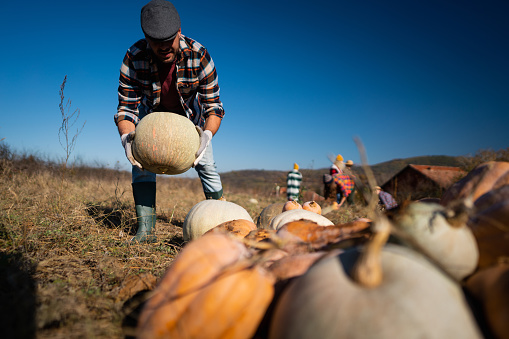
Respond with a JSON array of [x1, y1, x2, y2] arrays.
[[141, 0, 181, 41]]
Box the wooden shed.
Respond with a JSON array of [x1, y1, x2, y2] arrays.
[[381, 164, 466, 201]]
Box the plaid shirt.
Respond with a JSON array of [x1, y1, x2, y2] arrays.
[[115, 34, 224, 127], [333, 174, 355, 197], [379, 191, 398, 209]]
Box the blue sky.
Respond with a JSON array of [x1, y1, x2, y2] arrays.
[[1, 0, 508, 176]]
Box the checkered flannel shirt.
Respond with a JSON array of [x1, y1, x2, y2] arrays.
[[333, 174, 355, 197], [115, 34, 224, 128]]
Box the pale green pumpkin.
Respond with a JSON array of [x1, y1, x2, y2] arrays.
[[132, 112, 199, 175]]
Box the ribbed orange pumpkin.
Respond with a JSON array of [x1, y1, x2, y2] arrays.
[[441, 161, 509, 205], [132, 112, 199, 174], [468, 185, 509, 269], [137, 233, 275, 339]]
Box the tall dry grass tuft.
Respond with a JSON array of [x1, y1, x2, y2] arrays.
[[0, 154, 196, 337]]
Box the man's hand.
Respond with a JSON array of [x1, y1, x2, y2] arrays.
[[193, 126, 212, 167], [121, 132, 143, 170]]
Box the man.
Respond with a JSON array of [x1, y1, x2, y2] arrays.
[[324, 154, 346, 202], [287, 163, 303, 201], [375, 186, 398, 210], [115, 0, 225, 243], [332, 171, 355, 208], [343, 160, 357, 205]]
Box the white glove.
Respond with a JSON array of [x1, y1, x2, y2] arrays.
[[121, 132, 143, 170], [193, 127, 212, 167]]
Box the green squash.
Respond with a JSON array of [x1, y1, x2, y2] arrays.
[[132, 112, 199, 175]]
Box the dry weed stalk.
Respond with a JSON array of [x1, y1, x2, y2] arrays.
[[58, 75, 86, 174]]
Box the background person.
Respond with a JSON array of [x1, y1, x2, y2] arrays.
[[287, 163, 303, 201], [375, 186, 398, 210], [324, 154, 347, 202], [330, 154, 345, 175], [115, 0, 225, 243], [333, 171, 355, 208], [343, 160, 357, 205]]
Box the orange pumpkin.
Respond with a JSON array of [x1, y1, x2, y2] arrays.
[[137, 233, 275, 339], [282, 200, 302, 212], [137, 233, 249, 337], [468, 185, 509, 269], [162, 264, 274, 339], [441, 161, 509, 205], [302, 201, 322, 214]]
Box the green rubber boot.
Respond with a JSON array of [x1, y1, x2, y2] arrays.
[[204, 188, 224, 200], [128, 182, 157, 244]]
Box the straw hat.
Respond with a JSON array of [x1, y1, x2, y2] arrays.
[[346, 160, 354, 167]]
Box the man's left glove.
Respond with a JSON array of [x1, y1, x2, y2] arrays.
[[121, 132, 143, 170], [193, 127, 212, 167]]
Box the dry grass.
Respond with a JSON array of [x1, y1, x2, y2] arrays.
[[0, 155, 369, 338]]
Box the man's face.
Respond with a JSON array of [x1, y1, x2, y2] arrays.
[[146, 30, 181, 63]]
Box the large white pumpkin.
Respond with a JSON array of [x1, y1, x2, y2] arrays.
[[269, 244, 482, 339], [392, 201, 479, 281], [183, 200, 254, 241], [132, 112, 199, 175]]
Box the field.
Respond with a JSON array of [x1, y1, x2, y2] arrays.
[[0, 154, 368, 338], [3, 143, 508, 338]]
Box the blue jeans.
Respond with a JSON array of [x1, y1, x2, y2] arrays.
[[132, 141, 223, 197]]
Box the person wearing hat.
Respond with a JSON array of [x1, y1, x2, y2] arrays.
[[343, 160, 357, 205], [332, 170, 355, 208], [330, 154, 346, 175], [374, 186, 398, 210], [323, 154, 346, 202], [115, 0, 225, 243], [286, 163, 303, 201]]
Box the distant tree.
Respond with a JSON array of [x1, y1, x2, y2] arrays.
[[458, 148, 509, 172], [0, 138, 11, 160]]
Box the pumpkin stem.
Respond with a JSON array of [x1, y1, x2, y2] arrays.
[[351, 214, 391, 288], [444, 197, 473, 228]]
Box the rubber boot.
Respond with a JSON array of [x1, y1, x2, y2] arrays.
[[129, 182, 157, 244], [204, 188, 224, 200]]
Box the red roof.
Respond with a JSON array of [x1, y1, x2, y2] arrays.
[[408, 164, 466, 188]]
